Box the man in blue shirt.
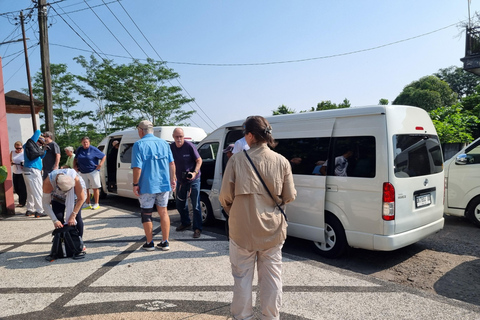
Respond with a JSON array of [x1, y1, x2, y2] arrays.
[[74, 137, 106, 210], [132, 120, 176, 251], [23, 129, 47, 217]]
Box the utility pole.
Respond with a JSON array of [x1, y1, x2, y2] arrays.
[[38, 0, 54, 133], [20, 11, 38, 131]]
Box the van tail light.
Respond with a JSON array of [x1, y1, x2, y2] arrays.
[[383, 182, 395, 221]]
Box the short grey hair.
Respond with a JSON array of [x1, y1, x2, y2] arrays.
[[43, 131, 54, 139], [65, 146, 74, 152]]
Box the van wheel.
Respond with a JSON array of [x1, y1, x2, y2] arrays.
[[200, 193, 215, 226], [312, 215, 348, 258], [466, 197, 480, 227]]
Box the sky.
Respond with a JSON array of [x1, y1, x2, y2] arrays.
[[0, 0, 479, 133]]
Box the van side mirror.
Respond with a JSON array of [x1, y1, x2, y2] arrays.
[[455, 154, 469, 165]]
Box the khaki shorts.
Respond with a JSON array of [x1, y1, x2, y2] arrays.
[[79, 170, 101, 189]]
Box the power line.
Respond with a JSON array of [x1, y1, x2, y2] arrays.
[[49, 5, 106, 62], [54, 2, 109, 61], [82, 0, 134, 59], [164, 22, 461, 66], [115, 0, 218, 130], [51, 20, 461, 67], [101, 0, 150, 58]]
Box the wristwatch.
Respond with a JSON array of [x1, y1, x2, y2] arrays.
[[133, 183, 139, 186]]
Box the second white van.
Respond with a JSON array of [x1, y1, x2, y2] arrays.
[[97, 126, 207, 200], [444, 137, 480, 227], [196, 105, 445, 257]]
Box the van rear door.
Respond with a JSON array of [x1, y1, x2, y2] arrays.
[[392, 134, 444, 234]]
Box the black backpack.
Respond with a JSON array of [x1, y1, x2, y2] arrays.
[[46, 225, 85, 261], [24, 138, 45, 161]]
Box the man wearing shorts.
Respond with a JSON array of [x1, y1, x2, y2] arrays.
[[74, 136, 106, 210], [132, 120, 176, 251]]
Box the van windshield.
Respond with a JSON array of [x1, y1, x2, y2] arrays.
[[393, 134, 443, 178]]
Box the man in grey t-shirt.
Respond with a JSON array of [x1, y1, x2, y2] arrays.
[[42, 131, 61, 180]]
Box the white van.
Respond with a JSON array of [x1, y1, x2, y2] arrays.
[[197, 105, 445, 257], [444, 137, 480, 227], [97, 126, 207, 200]]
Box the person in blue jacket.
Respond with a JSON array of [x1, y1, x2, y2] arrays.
[[23, 129, 47, 217]]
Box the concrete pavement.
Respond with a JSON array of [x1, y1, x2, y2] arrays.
[[1, 199, 480, 319]]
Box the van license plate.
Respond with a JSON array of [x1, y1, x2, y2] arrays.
[[416, 194, 431, 208]]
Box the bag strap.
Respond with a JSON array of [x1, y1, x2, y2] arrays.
[[243, 150, 288, 221]]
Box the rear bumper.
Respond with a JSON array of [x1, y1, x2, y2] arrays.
[[373, 217, 444, 251]]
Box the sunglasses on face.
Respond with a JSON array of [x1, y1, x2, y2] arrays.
[[15, 147, 22, 150]]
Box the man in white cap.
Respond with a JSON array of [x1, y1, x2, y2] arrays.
[[132, 120, 176, 251], [43, 168, 87, 250]]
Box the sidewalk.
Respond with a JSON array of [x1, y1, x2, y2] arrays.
[[1, 201, 480, 319]]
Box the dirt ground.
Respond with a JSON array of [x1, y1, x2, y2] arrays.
[[281, 213, 480, 306], [330, 215, 480, 306]]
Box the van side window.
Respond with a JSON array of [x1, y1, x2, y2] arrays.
[[327, 136, 376, 178], [198, 143, 219, 160], [198, 142, 219, 190], [274, 137, 330, 175], [394, 134, 443, 177], [120, 143, 134, 164]]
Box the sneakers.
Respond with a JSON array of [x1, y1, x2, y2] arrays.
[[83, 203, 92, 210], [193, 229, 201, 238], [25, 211, 35, 216], [35, 212, 47, 218], [176, 223, 191, 231], [142, 241, 155, 251], [91, 204, 100, 210], [157, 240, 170, 251]]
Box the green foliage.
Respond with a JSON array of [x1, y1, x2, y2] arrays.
[[32, 63, 95, 164], [393, 75, 457, 112], [74, 56, 195, 132], [0, 166, 7, 183], [378, 98, 389, 105], [429, 104, 479, 143], [272, 105, 296, 115], [434, 66, 480, 98], [301, 99, 351, 112]]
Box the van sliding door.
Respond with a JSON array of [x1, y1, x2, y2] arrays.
[[272, 118, 335, 243]]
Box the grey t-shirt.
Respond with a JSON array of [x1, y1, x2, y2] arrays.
[[42, 141, 60, 179]]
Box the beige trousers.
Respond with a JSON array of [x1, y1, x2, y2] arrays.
[[229, 240, 283, 320]]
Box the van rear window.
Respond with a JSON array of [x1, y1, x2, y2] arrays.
[[393, 135, 443, 178]]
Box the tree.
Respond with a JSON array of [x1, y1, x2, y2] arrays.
[[429, 104, 479, 143], [379, 98, 389, 105], [434, 66, 480, 99], [75, 56, 195, 132], [112, 59, 194, 127], [301, 99, 351, 112], [74, 55, 124, 135], [273, 105, 296, 115], [393, 76, 457, 112], [31, 63, 96, 150]]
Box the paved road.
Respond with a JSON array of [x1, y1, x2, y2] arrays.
[[1, 196, 479, 319]]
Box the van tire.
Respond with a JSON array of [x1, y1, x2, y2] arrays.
[[466, 197, 480, 227], [312, 215, 348, 258], [200, 193, 215, 226]]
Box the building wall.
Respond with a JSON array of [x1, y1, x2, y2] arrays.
[[6, 113, 41, 151]]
